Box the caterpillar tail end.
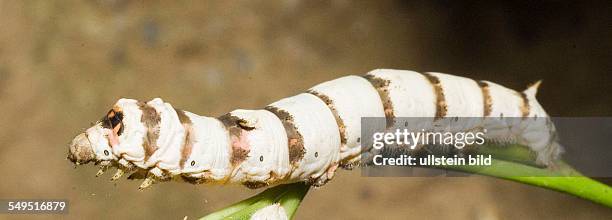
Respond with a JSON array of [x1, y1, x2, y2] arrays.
[[138, 177, 156, 191]]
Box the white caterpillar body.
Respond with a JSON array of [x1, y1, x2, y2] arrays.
[[67, 69, 561, 189], [308, 76, 386, 167], [227, 109, 291, 184]]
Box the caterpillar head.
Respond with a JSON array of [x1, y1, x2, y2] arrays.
[[68, 98, 145, 165]]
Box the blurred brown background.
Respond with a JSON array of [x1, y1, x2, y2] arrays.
[[0, 0, 611, 219]]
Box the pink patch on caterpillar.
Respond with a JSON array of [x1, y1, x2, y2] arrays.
[[230, 130, 251, 165], [326, 163, 339, 180], [232, 132, 251, 151], [107, 129, 120, 148]]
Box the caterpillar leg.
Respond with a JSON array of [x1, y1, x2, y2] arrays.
[[138, 176, 156, 191], [95, 161, 112, 177], [110, 169, 126, 181], [109, 159, 136, 181], [340, 154, 361, 170], [309, 163, 340, 187], [95, 167, 107, 177]]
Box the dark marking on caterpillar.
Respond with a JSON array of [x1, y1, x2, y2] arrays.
[[478, 81, 492, 117], [315, 152, 319, 158], [137, 102, 161, 161], [237, 120, 255, 131], [104, 150, 109, 156], [218, 114, 245, 137], [519, 92, 530, 117], [155, 169, 174, 182], [260, 171, 281, 186], [181, 175, 209, 184], [175, 108, 191, 124], [421, 73, 447, 120], [243, 181, 268, 189], [307, 89, 347, 145], [101, 108, 124, 136], [175, 108, 194, 169], [361, 74, 395, 127], [220, 114, 256, 131], [218, 114, 251, 166], [264, 106, 306, 165], [259, 155, 264, 162], [307, 176, 329, 187]]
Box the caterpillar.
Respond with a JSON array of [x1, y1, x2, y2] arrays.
[[67, 69, 562, 190]]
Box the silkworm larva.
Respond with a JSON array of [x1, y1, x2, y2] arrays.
[[67, 69, 562, 190]]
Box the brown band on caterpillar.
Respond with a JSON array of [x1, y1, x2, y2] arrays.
[[218, 113, 251, 166], [421, 73, 447, 120], [264, 106, 305, 165], [519, 92, 530, 117], [306, 90, 347, 145], [175, 109, 194, 169], [361, 75, 395, 127], [478, 81, 492, 117], [137, 102, 161, 161]]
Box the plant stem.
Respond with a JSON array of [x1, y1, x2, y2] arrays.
[[278, 183, 311, 218], [202, 145, 612, 219], [200, 184, 290, 220], [475, 144, 540, 167], [199, 183, 310, 220], [441, 144, 611, 207], [441, 159, 612, 207]]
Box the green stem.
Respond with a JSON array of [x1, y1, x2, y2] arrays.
[[278, 183, 311, 218], [441, 144, 612, 207], [476, 144, 540, 167], [224, 192, 284, 220], [200, 184, 290, 220], [200, 183, 310, 220], [439, 159, 612, 207], [202, 145, 611, 219]]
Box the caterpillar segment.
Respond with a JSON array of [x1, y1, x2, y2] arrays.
[[307, 75, 386, 168], [222, 109, 292, 187], [267, 93, 342, 186], [67, 69, 562, 190], [179, 111, 232, 184], [423, 72, 488, 135]]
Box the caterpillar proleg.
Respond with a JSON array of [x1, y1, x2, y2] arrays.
[[67, 69, 562, 189]]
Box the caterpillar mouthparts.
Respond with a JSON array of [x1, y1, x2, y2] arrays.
[[68, 69, 562, 190]]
